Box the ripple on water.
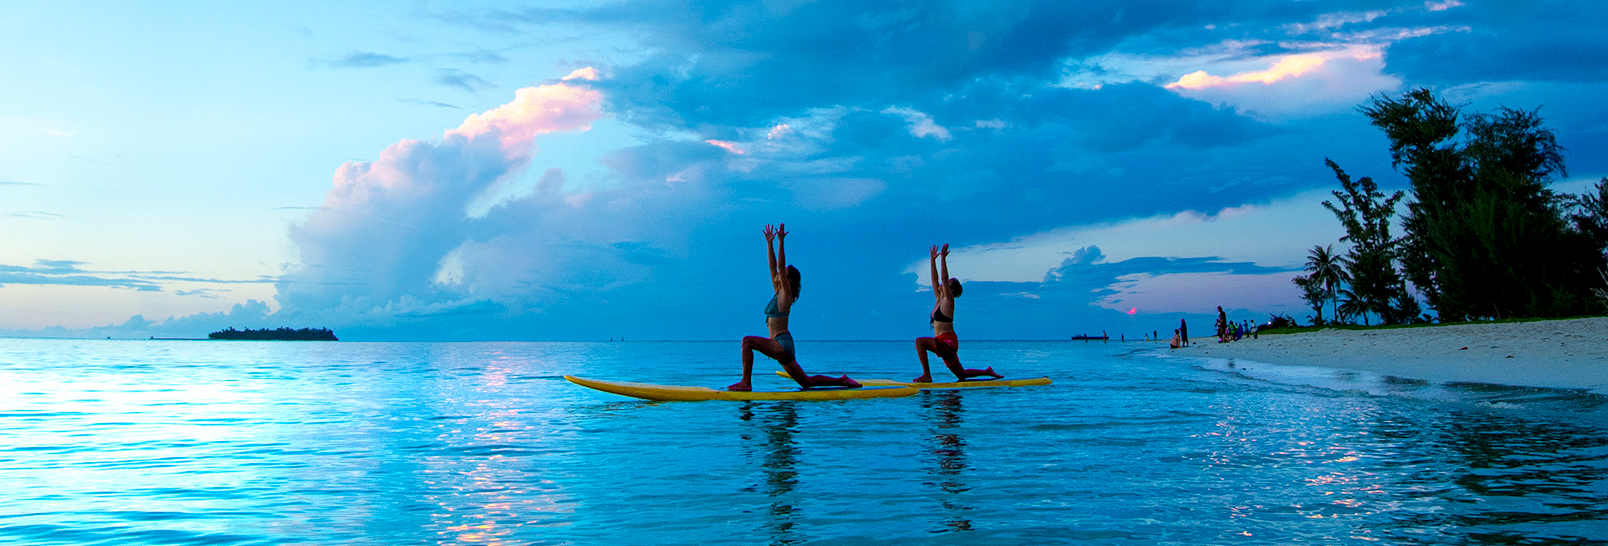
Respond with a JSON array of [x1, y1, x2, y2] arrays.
[[1, 339, 1604, 544]]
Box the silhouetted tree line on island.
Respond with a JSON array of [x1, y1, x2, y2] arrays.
[[1296, 88, 1608, 326], [208, 327, 339, 341]]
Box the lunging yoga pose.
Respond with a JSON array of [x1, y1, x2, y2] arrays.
[[728, 224, 861, 392], [913, 244, 1002, 383]]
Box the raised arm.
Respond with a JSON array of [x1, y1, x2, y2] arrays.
[[929, 245, 942, 300], [764, 224, 780, 291], [775, 223, 788, 276], [939, 243, 950, 288]]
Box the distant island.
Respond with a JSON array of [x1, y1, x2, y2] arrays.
[[208, 327, 338, 341]]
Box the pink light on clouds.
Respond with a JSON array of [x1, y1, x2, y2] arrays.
[[284, 70, 605, 316], [1095, 271, 1303, 316], [1166, 53, 1333, 90], [323, 74, 602, 209], [1161, 46, 1398, 118], [449, 78, 603, 155], [705, 139, 747, 154]]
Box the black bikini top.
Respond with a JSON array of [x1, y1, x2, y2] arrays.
[[930, 304, 951, 324]]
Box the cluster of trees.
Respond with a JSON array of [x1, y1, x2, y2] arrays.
[[208, 327, 339, 341], [1295, 89, 1608, 326]]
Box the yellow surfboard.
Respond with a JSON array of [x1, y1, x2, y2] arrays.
[[565, 375, 918, 402], [776, 371, 1051, 389]]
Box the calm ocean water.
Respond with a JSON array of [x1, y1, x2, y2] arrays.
[[2, 338, 1605, 545]]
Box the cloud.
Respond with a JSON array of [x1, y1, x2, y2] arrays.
[[399, 98, 461, 109], [1383, 2, 1608, 84], [6, 211, 64, 220], [1168, 53, 1404, 119], [704, 139, 745, 154], [882, 107, 952, 140], [938, 189, 1343, 283], [434, 68, 491, 92], [277, 71, 605, 324], [0, 260, 164, 291], [328, 51, 410, 68], [65, 0, 1600, 341], [517, 0, 1365, 131], [1167, 52, 1346, 90]]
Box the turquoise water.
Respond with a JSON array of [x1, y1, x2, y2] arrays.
[[2, 338, 1605, 545]]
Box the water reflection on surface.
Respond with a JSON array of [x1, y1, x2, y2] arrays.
[[1370, 408, 1608, 543], [922, 391, 973, 533], [739, 402, 802, 545], [3, 340, 1607, 545]]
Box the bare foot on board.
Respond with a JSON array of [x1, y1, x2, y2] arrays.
[[912, 374, 933, 383], [841, 376, 862, 388], [727, 381, 752, 392]]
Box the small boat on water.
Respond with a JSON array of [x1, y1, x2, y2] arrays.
[[1070, 333, 1108, 341]]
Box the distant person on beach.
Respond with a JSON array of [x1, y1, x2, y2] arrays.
[[1216, 306, 1228, 342], [1180, 318, 1189, 346], [913, 244, 1003, 383], [1169, 329, 1182, 349], [728, 224, 860, 392]]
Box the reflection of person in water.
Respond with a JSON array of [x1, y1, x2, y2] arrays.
[[738, 402, 800, 543], [922, 391, 973, 532]]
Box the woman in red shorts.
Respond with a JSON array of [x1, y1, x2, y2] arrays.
[[914, 244, 1002, 383]]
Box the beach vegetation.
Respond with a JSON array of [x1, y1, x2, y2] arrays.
[[208, 327, 339, 341], [1255, 313, 1604, 336], [1300, 244, 1351, 324], [1315, 89, 1608, 324], [1293, 275, 1328, 325], [1322, 160, 1416, 325], [1570, 178, 1608, 256]]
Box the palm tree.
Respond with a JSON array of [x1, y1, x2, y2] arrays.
[[1304, 245, 1351, 325], [1336, 288, 1366, 326]]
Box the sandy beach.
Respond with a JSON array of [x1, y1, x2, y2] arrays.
[[1182, 317, 1608, 394]]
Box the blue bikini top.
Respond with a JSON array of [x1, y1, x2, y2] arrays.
[[764, 295, 789, 318]]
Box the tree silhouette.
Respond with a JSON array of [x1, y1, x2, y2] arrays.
[[1322, 159, 1413, 325], [1303, 244, 1351, 325], [1360, 89, 1603, 320]]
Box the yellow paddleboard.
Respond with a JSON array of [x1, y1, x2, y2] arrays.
[[777, 371, 1051, 389], [565, 375, 918, 402]]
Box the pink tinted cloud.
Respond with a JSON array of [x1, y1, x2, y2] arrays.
[[705, 139, 747, 154], [449, 76, 603, 155], [322, 76, 602, 210], [1095, 271, 1303, 316], [284, 71, 604, 315], [1166, 51, 1367, 90]]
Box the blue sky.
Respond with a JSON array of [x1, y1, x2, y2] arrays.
[[2, 0, 1606, 341]]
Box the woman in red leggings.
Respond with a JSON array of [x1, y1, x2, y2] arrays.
[[913, 244, 1002, 383]]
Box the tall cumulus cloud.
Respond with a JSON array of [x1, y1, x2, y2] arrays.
[[277, 70, 605, 323]]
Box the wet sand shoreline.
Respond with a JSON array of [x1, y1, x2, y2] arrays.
[[1178, 317, 1608, 394]]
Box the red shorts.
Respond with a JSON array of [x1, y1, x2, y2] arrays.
[[934, 332, 959, 357]]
